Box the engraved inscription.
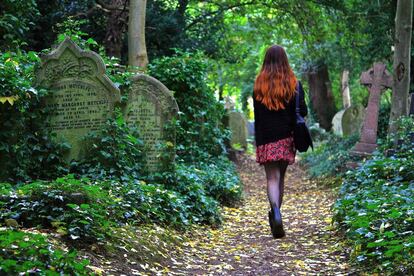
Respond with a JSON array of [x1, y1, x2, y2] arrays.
[[124, 75, 179, 173], [45, 82, 110, 132], [126, 93, 162, 171]]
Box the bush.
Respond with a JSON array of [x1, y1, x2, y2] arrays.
[[0, 229, 89, 275], [300, 133, 359, 178], [333, 116, 414, 274], [0, 161, 237, 242], [71, 112, 145, 182], [194, 157, 242, 206], [0, 50, 69, 183], [148, 50, 230, 161], [0, 176, 117, 242]]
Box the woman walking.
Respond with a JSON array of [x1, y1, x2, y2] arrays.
[[253, 45, 308, 239]]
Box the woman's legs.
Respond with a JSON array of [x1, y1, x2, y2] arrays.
[[279, 162, 288, 208], [264, 161, 289, 209]]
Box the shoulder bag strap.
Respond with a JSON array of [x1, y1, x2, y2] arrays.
[[295, 81, 300, 115]]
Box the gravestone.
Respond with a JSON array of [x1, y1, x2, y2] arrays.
[[331, 105, 365, 137], [342, 105, 365, 137], [124, 74, 179, 173], [229, 111, 248, 149], [351, 63, 392, 156], [36, 37, 121, 161], [332, 110, 345, 136]]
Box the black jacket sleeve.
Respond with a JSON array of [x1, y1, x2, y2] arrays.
[[298, 82, 308, 117]]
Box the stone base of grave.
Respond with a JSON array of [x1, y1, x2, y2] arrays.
[[351, 142, 377, 156]]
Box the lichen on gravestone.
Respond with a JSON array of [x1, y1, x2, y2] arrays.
[[36, 37, 121, 162]]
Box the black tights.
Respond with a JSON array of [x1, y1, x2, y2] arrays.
[[264, 161, 288, 209]]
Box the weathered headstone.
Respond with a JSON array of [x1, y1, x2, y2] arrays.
[[331, 105, 365, 137], [124, 74, 179, 173], [332, 110, 345, 136], [351, 63, 392, 155], [229, 111, 248, 149], [36, 38, 121, 161], [342, 105, 365, 137]]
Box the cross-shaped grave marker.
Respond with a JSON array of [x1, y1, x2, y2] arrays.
[[351, 62, 393, 156]]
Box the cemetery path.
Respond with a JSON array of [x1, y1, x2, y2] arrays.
[[164, 153, 351, 275]]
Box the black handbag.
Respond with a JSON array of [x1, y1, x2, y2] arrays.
[[293, 83, 313, 152]]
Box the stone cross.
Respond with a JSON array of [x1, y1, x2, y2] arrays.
[[352, 63, 393, 155]]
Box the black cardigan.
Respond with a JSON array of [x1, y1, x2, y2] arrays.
[[254, 81, 308, 146]]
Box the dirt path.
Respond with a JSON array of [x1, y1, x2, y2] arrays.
[[166, 154, 351, 275]]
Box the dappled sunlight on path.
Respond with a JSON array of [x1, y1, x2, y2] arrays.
[[167, 154, 350, 275]]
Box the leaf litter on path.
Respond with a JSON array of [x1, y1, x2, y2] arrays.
[[80, 153, 353, 275], [164, 153, 352, 275]]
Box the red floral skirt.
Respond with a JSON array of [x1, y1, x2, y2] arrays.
[[256, 137, 296, 165]]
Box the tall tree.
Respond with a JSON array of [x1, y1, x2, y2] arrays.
[[128, 0, 148, 68], [389, 0, 413, 133]]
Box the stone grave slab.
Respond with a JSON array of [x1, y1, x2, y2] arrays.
[[124, 74, 179, 173], [342, 104, 365, 137], [36, 37, 121, 161], [229, 111, 248, 149], [331, 110, 345, 136]]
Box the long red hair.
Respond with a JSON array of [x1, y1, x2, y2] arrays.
[[254, 45, 297, 110]]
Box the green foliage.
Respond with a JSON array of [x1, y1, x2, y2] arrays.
[[148, 50, 230, 160], [0, 176, 116, 242], [300, 134, 359, 178], [71, 111, 145, 182], [0, 230, 89, 275], [193, 157, 242, 206], [0, 0, 39, 49], [333, 116, 414, 274], [0, 50, 68, 182], [377, 100, 391, 140], [0, 159, 241, 241]]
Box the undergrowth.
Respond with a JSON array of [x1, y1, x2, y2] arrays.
[[333, 116, 414, 274]]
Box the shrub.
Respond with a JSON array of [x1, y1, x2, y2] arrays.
[[71, 112, 145, 182], [300, 133, 359, 178], [148, 50, 230, 161], [195, 157, 243, 206], [0, 229, 89, 275], [0, 50, 68, 182], [333, 116, 414, 274], [0, 176, 117, 242]]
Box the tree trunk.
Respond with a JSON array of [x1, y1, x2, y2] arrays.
[[104, 0, 128, 59], [128, 0, 148, 68], [389, 0, 413, 133], [341, 69, 351, 108], [307, 63, 336, 130]]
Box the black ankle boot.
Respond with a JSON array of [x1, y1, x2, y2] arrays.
[[269, 206, 285, 239]]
